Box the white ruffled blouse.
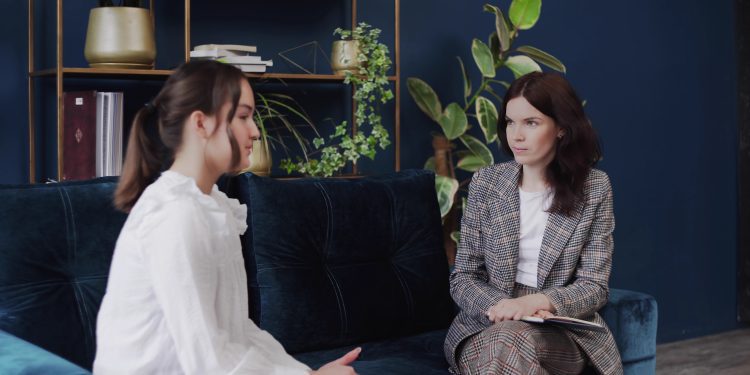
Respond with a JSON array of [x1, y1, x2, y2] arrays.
[[94, 171, 310, 375]]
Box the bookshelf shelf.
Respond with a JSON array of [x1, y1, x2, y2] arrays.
[[27, 0, 401, 182], [31, 67, 174, 78], [247, 73, 399, 83], [30, 68, 398, 83]]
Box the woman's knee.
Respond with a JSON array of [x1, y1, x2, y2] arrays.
[[486, 321, 538, 347]]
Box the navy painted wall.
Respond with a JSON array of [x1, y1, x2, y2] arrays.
[[0, 0, 740, 343]]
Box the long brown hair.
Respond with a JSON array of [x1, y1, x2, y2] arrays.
[[114, 60, 247, 212], [499, 72, 601, 216]]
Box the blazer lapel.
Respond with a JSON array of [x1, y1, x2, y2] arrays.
[[536, 200, 583, 288], [486, 163, 521, 296]]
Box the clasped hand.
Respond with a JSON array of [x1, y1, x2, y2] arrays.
[[485, 294, 554, 323]]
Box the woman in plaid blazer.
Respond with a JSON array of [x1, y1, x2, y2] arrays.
[[444, 72, 623, 375]]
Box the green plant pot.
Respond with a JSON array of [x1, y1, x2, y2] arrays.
[[84, 7, 156, 69]]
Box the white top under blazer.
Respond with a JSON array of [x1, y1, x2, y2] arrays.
[[94, 171, 310, 375], [515, 187, 554, 288]]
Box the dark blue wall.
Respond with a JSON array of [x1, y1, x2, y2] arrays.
[[0, 0, 740, 343]]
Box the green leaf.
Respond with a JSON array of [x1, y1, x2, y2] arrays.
[[438, 103, 469, 140], [460, 134, 494, 165], [457, 154, 489, 172], [505, 55, 542, 78], [484, 4, 511, 52], [509, 0, 542, 30], [424, 156, 436, 171], [455, 150, 472, 160], [488, 32, 501, 65], [516, 45, 566, 73], [450, 230, 461, 245], [457, 57, 472, 99], [435, 175, 459, 218], [407, 77, 443, 121], [471, 39, 496, 78], [475, 96, 499, 143]]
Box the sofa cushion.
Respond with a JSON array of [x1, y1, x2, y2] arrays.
[[0, 178, 125, 370], [293, 328, 450, 375], [229, 170, 454, 353], [0, 330, 90, 375]]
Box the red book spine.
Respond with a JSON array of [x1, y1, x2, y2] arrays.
[[62, 91, 97, 181]]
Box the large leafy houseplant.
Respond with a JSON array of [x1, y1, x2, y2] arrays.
[[281, 22, 393, 177], [407, 0, 566, 262]]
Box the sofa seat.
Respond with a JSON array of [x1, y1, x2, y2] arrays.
[[294, 328, 450, 375], [0, 330, 88, 375]]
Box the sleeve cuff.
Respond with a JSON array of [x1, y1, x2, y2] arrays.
[[541, 288, 567, 317]]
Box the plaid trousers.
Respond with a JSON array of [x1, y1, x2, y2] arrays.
[[455, 283, 586, 375]]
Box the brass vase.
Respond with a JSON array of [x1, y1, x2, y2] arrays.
[[84, 7, 156, 69], [243, 139, 272, 176], [331, 40, 360, 75]]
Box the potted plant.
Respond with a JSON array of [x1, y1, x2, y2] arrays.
[[84, 0, 156, 69], [407, 0, 567, 263], [280, 22, 394, 177]]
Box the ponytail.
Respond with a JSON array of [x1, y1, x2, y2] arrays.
[[114, 104, 164, 212]]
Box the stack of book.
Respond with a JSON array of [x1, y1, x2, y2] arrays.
[[190, 44, 273, 73], [62, 91, 124, 180]]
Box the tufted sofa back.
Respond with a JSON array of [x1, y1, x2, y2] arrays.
[[0, 178, 126, 370], [227, 170, 455, 353]]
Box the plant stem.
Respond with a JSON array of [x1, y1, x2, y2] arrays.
[[463, 79, 489, 112]]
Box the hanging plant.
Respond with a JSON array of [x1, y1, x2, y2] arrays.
[[281, 22, 393, 177]]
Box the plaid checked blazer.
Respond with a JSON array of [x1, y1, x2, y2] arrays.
[[444, 161, 623, 375]]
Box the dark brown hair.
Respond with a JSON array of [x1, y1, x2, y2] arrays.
[[114, 60, 247, 212], [499, 71, 601, 216]]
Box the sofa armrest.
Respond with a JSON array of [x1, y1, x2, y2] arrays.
[[0, 330, 90, 375], [599, 288, 658, 375]]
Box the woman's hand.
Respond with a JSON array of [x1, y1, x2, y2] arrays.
[[310, 347, 361, 375], [486, 294, 554, 323], [531, 309, 555, 319]]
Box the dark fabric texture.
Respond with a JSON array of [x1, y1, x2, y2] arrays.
[[293, 328, 451, 375], [0, 178, 125, 370], [230, 170, 455, 353], [600, 288, 659, 374], [0, 330, 90, 375]]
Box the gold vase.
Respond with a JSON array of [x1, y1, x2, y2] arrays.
[[243, 139, 272, 176], [331, 40, 360, 75], [84, 7, 156, 69]]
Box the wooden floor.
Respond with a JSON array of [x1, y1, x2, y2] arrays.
[[656, 328, 750, 374]]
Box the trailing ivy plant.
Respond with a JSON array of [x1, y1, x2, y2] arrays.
[[281, 22, 393, 177], [408, 0, 566, 241]]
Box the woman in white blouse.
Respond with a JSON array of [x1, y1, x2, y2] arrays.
[[94, 60, 359, 375]]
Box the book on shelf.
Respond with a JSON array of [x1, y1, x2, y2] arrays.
[[190, 49, 253, 59], [520, 315, 606, 332], [235, 64, 268, 73], [194, 43, 258, 53], [62, 91, 97, 181], [190, 44, 272, 73], [95, 92, 124, 178], [217, 55, 273, 66]]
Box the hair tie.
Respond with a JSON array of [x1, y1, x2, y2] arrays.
[[144, 100, 156, 114]]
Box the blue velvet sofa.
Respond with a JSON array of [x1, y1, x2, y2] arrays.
[[0, 170, 657, 374]]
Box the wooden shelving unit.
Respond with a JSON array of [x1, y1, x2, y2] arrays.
[[27, 0, 400, 183]]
